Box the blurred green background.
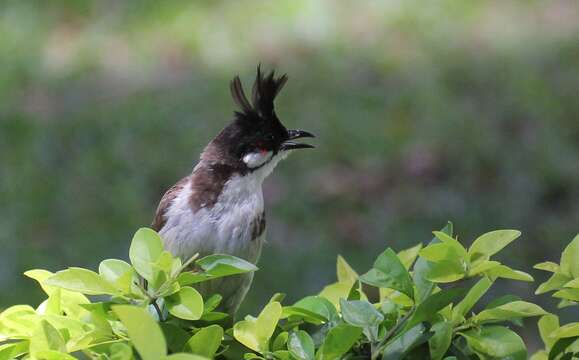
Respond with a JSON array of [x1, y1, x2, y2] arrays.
[[1, 0, 578, 349]]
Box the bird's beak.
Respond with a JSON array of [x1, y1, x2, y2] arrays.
[[281, 129, 316, 150]]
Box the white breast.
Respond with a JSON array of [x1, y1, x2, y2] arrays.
[[159, 172, 266, 262]]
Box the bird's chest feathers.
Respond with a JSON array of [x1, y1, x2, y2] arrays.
[[160, 174, 265, 260]]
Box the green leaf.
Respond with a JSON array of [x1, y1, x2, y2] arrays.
[[233, 302, 282, 353], [406, 288, 466, 330], [178, 254, 258, 285], [468, 260, 501, 276], [165, 286, 204, 320], [161, 323, 191, 354], [459, 326, 527, 360], [316, 324, 362, 360], [109, 343, 133, 360], [272, 331, 289, 352], [563, 278, 579, 288], [485, 265, 534, 282], [25, 270, 90, 319], [419, 243, 463, 263], [413, 222, 453, 302], [560, 234, 579, 278], [0, 341, 28, 360], [397, 244, 423, 270], [534, 262, 560, 273], [433, 231, 467, 258], [29, 319, 66, 356], [550, 322, 579, 339], [429, 322, 453, 360], [44, 267, 118, 295], [423, 260, 465, 283], [340, 299, 384, 328], [185, 325, 223, 358], [536, 273, 572, 294], [538, 314, 559, 349], [468, 230, 521, 265], [360, 248, 414, 299], [112, 305, 166, 360], [318, 282, 355, 309], [452, 277, 493, 323], [166, 354, 210, 360], [553, 288, 579, 302], [473, 301, 547, 323], [203, 294, 223, 313], [382, 323, 432, 360], [337, 255, 358, 284], [99, 259, 136, 294], [288, 330, 315, 360], [197, 254, 258, 276], [129, 228, 164, 282], [288, 296, 337, 323], [548, 336, 579, 360]]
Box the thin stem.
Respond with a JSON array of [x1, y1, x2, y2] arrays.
[[375, 306, 416, 355], [152, 300, 164, 321], [180, 252, 200, 273]]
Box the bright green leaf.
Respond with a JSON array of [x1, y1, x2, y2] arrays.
[[185, 325, 223, 358], [468, 260, 500, 276], [99, 259, 135, 294], [433, 232, 467, 258], [468, 230, 521, 265], [423, 260, 465, 283], [534, 262, 559, 273], [560, 234, 579, 278], [166, 354, 210, 360], [112, 305, 166, 360], [550, 322, 579, 339], [337, 255, 358, 284], [44, 267, 118, 295], [536, 273, 572, 294], [552, 288, 579, 302], [129, 228, 164, 282], [0, 341, 29, 360], [452, 277, 493, 323], [473, 301, 547, 323], [197, 254, 258, 276], [233, 302, 282, 353], [318, 282, 354, 309], [486, 265, 534, 282], [166, 286, 204, 320], [397, 244, 423, 270], [538, 314, 559, 349], [29, 320, 66, 356]]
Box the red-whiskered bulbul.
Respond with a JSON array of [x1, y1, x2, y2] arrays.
[[152, 66, 315, 317]]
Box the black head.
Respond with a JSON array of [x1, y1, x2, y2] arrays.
[[209, 66, 315, 170]]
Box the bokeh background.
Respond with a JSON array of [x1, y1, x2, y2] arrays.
[[1, 0, 578, 349]]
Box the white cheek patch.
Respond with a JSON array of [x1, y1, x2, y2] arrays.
[[243, 151, 273, 168]]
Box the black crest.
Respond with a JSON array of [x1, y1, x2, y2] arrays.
[[230, 65, 288, 121]]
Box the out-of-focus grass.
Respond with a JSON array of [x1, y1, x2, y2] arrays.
[[1, 0, 578, 347]]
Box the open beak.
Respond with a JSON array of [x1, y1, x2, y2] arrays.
[[281, 130, 316, 151]]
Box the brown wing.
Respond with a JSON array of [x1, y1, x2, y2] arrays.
[[151, 176, 190, 231]]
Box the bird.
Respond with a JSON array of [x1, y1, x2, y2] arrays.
[[151, 66, 315, 318]]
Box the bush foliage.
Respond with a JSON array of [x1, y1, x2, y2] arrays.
[[0, 224, 578, 359]]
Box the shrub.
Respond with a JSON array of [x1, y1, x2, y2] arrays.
[[0, 223, 577, 359]]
